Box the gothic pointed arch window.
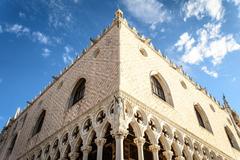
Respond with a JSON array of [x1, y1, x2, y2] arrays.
[[194, 104, 213, 133], [151, 76, 166, 101], [69, 78, 86, 107], [32, 110, 46, 136], [225, 126, 240, 150]]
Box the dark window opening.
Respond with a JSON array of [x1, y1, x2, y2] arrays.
[[195, 108, 205, 128], [225, 126, 240, 150], [70, 78, 86, 107], [151, 76, 165, 101], [32, 110, 46, 136]]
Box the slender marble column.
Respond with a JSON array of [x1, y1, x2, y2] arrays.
[[81, 146, 92, 160], [115, 134, 125, 160], [149, 144, 160, 160], [95, 138, 107, 160], [163, 150, 173, 160], [134, 137, 145, 160]]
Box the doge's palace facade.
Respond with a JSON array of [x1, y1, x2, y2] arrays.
[[0, 10, 240, 160]]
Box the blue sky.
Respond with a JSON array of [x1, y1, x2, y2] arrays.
[[0, 0, 240, 129]]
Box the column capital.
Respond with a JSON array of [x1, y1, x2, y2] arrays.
[[81, 145, 92, 154], [112, 128, 128, 139], [163, 150, 173, 160], [149, 144, 160, 153], [175, 156, 185, 160], [95, 137, 107, 147], [134, 137, 145, 147], [69, 152, 80, 160]]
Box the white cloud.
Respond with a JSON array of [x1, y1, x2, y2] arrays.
[[42, 48, 51, 58], [175, 32, 195, 51], [19, 12, 26, 18], [183, 0, 224, 21], [63, 46, 74, 64], [5, 24, 30, 35], [32, 31, 50, 44], [122, 0, 170, 30], [201, 66, 218, 78], [175, 22, 240, 65]]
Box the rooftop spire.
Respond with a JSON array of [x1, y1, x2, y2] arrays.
[[115, 9, 123, 19], [223, 94, 230, 108]]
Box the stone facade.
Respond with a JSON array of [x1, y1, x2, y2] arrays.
[[0, 10, 240, 160]]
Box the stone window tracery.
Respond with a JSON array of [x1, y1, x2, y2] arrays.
[[83, 119, 92, 132], [134, 111, 143, 124], [194, 104, 213, 133], [69, 78, 86, 107], [225, 126, 240, 150], [72, 126, 79, 138], [149, 119, 156, 131], [96, 111, 106, 124], [151, 76, 166, 101]]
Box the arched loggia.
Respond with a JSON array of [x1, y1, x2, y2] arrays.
[[143, 132, 153, 160], [88, 131, 97, 160], [103, 124, 115, 160], [124, 125, 138, 160]]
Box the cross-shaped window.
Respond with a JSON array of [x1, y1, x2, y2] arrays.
[[97, 111, 106, 123], [83, 119, 92, 132], [134, 112, 143, 123], [149, 120, 156, 131]]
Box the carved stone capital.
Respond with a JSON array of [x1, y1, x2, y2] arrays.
[[81, 146, 92, 154], [134, 137, 145, 147], [175, 156, 185, 160], [149, 144, 160, 153], [163, 150, 173, 160], [112, 128, 128, 139], [95, 138, 106, 147]]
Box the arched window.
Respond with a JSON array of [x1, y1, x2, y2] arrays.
[[8, 134, 18, 154], [194, 104, 213, 133], [32, 110, 46, 136], [151, 76, 165, 101], [225, 126, 240, 150], [70, 78, 86, 107]]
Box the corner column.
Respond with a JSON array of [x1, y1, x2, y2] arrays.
[[115, 134, 125, 160]]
